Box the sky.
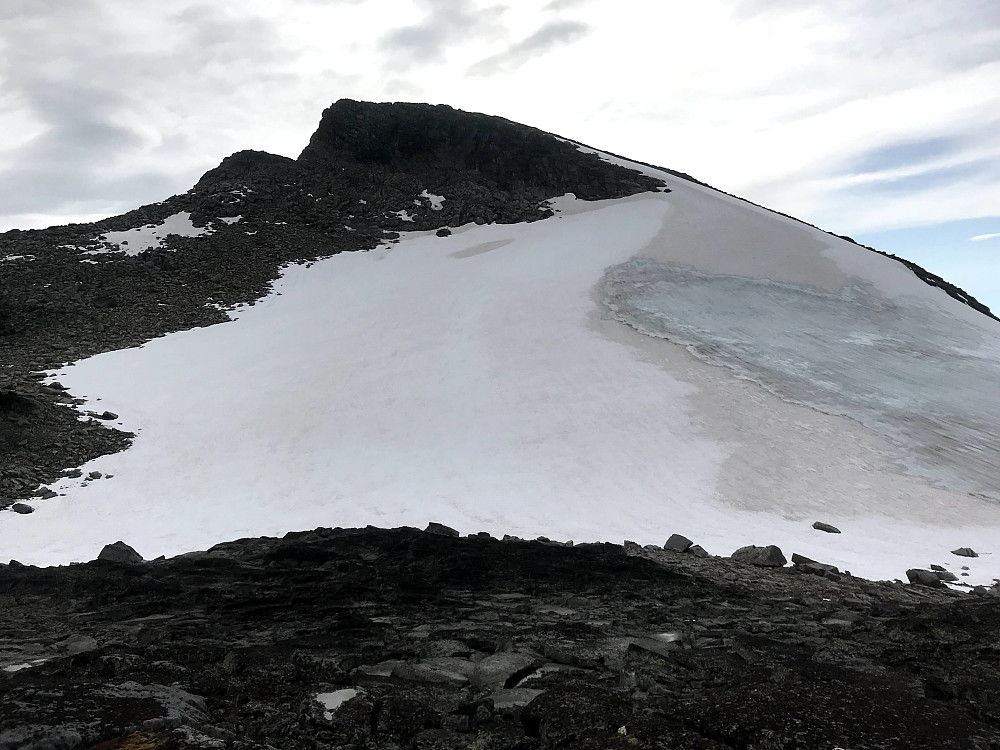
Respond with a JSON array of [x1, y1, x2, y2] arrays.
[[1, 0, 998, 309]]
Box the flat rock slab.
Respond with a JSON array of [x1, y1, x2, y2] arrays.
[[392, 658, 476, 687], [472, 652, 545, 691], [491, 688, 545, 711]]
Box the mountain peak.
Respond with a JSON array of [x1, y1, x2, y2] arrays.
[[298, 99, 665, 200]]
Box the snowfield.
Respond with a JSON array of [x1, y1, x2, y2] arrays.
[[3, 152, 999, 588]]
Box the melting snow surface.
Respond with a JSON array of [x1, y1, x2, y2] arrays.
[[393, 210, 416, 222], [100, 212, 209, 255], [2, 166, 999, 587], [219, 216, 242, 225], [420, 189, 446, 210]]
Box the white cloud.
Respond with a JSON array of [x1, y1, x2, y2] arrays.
[[0, 0, 997, 237], [971, 233, 1000, 242]]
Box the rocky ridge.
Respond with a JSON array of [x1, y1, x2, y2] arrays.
[[2, 525, 999, 749]]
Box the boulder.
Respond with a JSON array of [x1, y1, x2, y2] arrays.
[[97, 541, 144, 564], [663, 534, 693, 553], [731, 545, 786, 567], [906, 569, 945, 588], [951, 547, 978, 558], [425, 522, 459, 537], [935, 570, 959, 582], [687, 544, 709, 558], [97, 411, 118, 420], [930, 564, 946, 572], [812, 521, 841, 534], [61, 634, 98, 656], [10, 503, 34, 514]]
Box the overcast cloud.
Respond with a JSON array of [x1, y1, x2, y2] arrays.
[[1, 0, 997, 305]]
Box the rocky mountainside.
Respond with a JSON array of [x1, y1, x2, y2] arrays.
[[2, 525, 1000, 749], [0, 100, 663, 507]]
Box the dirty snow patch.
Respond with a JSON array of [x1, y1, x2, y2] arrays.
[[100, 212, 209, 255], [420, 190, 445, 210], [315, 689, 358, 718]]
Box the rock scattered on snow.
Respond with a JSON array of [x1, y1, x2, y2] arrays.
[[10, 503, 34, 514], [97, 541, 144, 564], [730, 545, 786, 568], [951, 547, 979, 558], [906, 569, 945, 588], [812, 521, 841, 534]]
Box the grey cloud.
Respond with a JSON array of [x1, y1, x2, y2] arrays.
[[380, 1, 507, 69], [467, 19, 590, 76], [732, 0, 1000, 71], [0, 1, 296, 226], [543, 0, 592, 10]]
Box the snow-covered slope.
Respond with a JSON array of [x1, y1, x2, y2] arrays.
[[3, 151, 999, 587]]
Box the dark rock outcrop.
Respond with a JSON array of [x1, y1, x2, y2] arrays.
[[2, 526, 999, 749]]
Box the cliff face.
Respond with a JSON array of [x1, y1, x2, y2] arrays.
[[299, 99, 662, 201]]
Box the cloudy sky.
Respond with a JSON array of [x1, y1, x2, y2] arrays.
[[2, 0, 999, 308]]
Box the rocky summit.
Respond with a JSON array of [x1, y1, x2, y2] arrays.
[[2, 526, 1000, 749]]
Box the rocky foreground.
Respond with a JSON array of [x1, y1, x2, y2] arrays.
[[2, 525, 999, 749]]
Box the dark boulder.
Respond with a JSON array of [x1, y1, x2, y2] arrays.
[[812, 521, 841, 534], [951, 547, 978, 558], [731, 545, 786, 567], [97, 541, 144, 564], [664, 534, 693, 552], [906, 569, 945, 588]]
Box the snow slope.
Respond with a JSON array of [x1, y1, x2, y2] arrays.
[[3, 158, 999, 587]]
